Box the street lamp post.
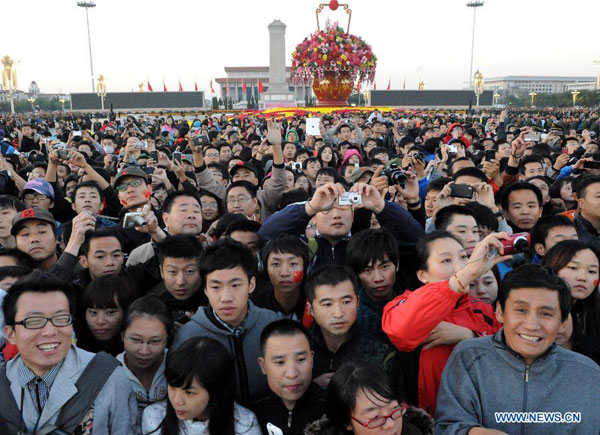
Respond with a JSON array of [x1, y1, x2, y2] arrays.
[[594, 60, 600, 89], [96, 74, 106, 111], [473, 70, 484, 107], [493, 92, 500, 106], [466, 1, 484, 89], [77, 1, 96, 93], [27, 97, 35, 111], [59, 97, 66, 112], [1, 55, 17, 114], [529, 91, 537, 107], [571, 90, 580, 107]]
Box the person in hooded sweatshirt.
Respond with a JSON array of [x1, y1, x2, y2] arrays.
[[171, 238, 282, 404]]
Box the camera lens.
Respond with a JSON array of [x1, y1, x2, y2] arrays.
[[513, 237, 530, 253]]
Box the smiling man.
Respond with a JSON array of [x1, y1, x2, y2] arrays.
[[0, 270, 136, 433], [250, 319, 326, 435], [435, 264, 600, 434], [172, 238, 281, 402], [502, 182, 543, 233]]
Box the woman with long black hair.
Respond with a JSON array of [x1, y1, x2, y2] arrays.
[[142, 337, 260, 435], [543, 240, 600, 364]]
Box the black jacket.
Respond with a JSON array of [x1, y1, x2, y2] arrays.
[[309, 325, 394, 379], [258, 201, 424, 273], [574, 214, 600, 253], [249, 383, 326, 435], [251, 282, 306, 321]]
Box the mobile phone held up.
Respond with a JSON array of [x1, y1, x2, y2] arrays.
[[449, 184, 474, 199], [523, 131, 541, 142], [485, 150, 495, 161], [173, 152, 182, 163]]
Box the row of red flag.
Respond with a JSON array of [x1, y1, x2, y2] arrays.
[[145, 78, 265, 94], [357, 76, 406, 93], [148, 75, 404, 94]]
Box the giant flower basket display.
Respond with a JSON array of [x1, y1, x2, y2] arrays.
[[291, 3, 376, 106]]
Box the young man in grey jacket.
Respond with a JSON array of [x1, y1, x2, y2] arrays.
[[435, 264, 600, 435], [1, 270, 137, 434], [172, 238, 282, 404]]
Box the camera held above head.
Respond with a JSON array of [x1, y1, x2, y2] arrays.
[[123, 212, 146, 229], [338, 192, 362, 206]]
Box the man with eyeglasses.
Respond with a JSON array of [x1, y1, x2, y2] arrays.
[[226, 181, 259, 220], [113, 166, 165, 254], [0, 270, 136, 433], [20, 179, 54, 212]]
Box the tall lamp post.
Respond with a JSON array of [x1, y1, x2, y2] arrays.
[[493, 92, 500, 105], [59, 97, 66, 112], [571, 90, 580, 107], [77, 1, 96, 93], [594, 60, 600, 89], [1, 55, 17, 114], [466, 1, 484, 89], [27, 97, 35, 111], [529, 91, 537, 107], [473, 70, 484, 107], [96, 74, 106, 111]]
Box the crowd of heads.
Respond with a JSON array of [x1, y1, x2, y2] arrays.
[[0, 106, 600, 433]]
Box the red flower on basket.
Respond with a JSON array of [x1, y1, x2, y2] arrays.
[[291, 20, 377, 87]]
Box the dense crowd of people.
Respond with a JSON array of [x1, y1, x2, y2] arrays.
[[0, 106, 600, 434]]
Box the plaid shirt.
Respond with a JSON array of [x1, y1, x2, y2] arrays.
[[17, 359, 64, 413]]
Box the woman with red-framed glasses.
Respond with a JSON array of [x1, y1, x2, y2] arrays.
[[305, 362, 433, 434]]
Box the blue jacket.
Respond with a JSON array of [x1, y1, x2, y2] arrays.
[[258, 201, 424, 272], [435, 329, 600, 434]]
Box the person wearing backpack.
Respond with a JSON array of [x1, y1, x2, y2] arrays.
[[0, 270, 137, 434]]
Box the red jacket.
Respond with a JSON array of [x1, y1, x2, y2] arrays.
[[442, 122, 471, 148], [382, 280, 500, 416]]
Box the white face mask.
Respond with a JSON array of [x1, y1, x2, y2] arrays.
[[103, 146, 114, 154]]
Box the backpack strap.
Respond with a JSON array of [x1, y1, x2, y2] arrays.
[[54, 352, 119, 434], [0, 362, 26, 433], [306, 238, 319, 274]]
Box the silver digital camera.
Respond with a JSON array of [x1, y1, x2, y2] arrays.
[[338, 192, 362, 206], [123, 212, 146, 228]]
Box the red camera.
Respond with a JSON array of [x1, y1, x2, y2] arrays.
[[501, 232, 531, 255]]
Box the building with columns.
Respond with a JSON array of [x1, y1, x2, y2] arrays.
[[485, 75, 596, 96], [215, 66, 313, 104]]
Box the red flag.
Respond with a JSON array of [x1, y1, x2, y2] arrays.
[[357, 81, 361, 94], [225, 79, 229, 96], [374, 82, 377, 91], [258, 80, 264, 94], [178, 80, 183, 92], [387, 77, 391, 90], [147, 80, 153, 92], [242, 79, 247, 94], [210, 80, 215, 94], [194, 80, 198, 92], [163, 79, 167, 92]]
